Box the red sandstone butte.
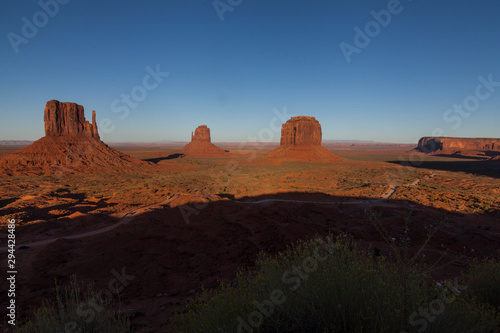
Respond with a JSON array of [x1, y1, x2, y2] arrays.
[[267, 116, 339, 162], [183, 125, 228, 158], [0, 100, 145, 176], [44, 100, 100, 139], [280, 116, 322, 146], [417, 137, 500, 154], [191, 125, 211, 142]]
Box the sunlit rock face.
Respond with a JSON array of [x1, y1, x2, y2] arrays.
[[183, 125, 228, 157], [417, 137, 500, 153], [267, 116, 339, 162], [280, 116, 322, 146], [0, 100, 144, 176], [44, 100, 99, 139]]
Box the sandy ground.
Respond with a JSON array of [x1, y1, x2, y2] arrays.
[[0, 145, 499, 332]]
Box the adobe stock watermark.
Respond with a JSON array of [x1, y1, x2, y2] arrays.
[[64, 267, 135, 333], [339, 0, 408, 64], [238, 106, 294, 162], [384, 73, 499, 187], [7, 0, 71, 54], [213, 0, 243, 22], [441, 74, 500, 131], [236, 238, 340, 332], [99, 64, 170, 135], [179, 106, 294, 224], [402, 279, 467, 333]]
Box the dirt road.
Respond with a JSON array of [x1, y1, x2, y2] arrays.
[[0, 196, 175, 254], [1, 174, 437, 254]]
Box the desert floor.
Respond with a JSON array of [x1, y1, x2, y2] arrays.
[[1, 144, 499, 331]]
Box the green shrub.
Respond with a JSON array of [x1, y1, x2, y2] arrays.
[[15, 277, 130, 333], [464, 258, 500, 309], [170, 236, 499, 333], [421, 297, 499, 333]]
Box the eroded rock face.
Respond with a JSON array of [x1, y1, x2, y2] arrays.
[[44, 100, 99, 139], [191, 125, 211, 142], [183, 125, 228, 157], [417, 137, 500, 153], [0, 100, 146, 176], [280, 116, 322, 146], [267, 116, 339, 162]]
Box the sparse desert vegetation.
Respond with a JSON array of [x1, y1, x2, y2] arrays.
[[170, 236, 500, 333], [1, 143, 500, 332]]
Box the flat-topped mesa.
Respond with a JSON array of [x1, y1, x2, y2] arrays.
[[280, 116, 322, 146], [417, 137, 500, 153], [267, 116, 339, 162], [191, 125, 211, 142], [44, 100, 100, 139]]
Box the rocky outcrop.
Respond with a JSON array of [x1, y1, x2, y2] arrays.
[[183, 125, 228, 158], [44, 100, 100, 139], [280, 116, 322, 146], [417, 137, 500, 153], [191, 125, 211, 142], [0, 100, 146, 176], [267, 116, 339, 162]]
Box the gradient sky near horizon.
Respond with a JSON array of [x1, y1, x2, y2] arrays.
[[1, 0, 499, 143]]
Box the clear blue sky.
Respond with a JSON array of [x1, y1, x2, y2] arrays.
[[1, 0, 499, 143]]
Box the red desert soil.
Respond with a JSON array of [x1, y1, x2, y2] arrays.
[[2, 190, 499, 332], [1, 144, 499, 332], [0, 104, 499, 331]]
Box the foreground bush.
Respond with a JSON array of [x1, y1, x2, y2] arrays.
[[170, 236, 499, 333], [15, 277, 130, 333], [464, 258, 500, 309]]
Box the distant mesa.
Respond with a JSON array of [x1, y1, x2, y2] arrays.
[[417, 137, 500, 155], [266, 116, 340, 162], [182, 125, 228, 158], [0, 100, 146, 176], [0, 140, 33, 146]]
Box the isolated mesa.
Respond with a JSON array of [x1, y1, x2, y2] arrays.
[[267, 116, 339, 162]]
